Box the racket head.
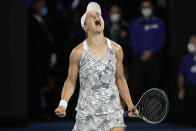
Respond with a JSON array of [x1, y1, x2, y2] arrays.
[[135, 88, 169, 124]]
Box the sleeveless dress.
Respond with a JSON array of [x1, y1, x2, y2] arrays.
[[73, 38, 126, 131]]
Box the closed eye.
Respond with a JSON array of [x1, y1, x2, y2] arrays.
[[96, 13, 101, 16]]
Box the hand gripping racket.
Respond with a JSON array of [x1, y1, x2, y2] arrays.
[[124, 88, 169, 124]]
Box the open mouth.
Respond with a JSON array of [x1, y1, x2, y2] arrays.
[[95, 20, 101, 26]]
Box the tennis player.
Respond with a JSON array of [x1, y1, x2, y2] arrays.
[[55, 2, 138, 131]]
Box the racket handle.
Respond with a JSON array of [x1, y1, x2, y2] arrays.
[[123, 111, 128, 117]]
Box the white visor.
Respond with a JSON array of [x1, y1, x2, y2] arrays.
[[80, 2, 102, 27]]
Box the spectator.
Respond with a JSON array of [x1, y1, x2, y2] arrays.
[[104, 4, 130, 56], [27, 0, 53, 121], [104, 4, 130, 110], [178, 35, 196, 126], [104, 4, 130, 76], [130, 0, 165, 103]]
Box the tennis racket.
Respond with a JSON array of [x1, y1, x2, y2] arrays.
[[123, 88, 169, 124]]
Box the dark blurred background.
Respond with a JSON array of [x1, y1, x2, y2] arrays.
[[1, 0, 196, 130]]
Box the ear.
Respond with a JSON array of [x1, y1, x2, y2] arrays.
[[83, 24, 88, 32]]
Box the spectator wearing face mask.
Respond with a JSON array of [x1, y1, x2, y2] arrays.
[[104, 4, 130, 57], [130, 0, 165, 103], [27, 0, 54, 121], [105, 4, 131, 77], [104, 4, 131, 74], [104, 4, 130, 110], [178, 35, 196, 126]]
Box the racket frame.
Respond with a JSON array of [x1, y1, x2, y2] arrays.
[[127, 88, 169, 124]]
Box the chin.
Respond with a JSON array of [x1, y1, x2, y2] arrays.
[[97, 27, 104, 32], [95, 30, 103, 34], [92, 28, 103, 34]]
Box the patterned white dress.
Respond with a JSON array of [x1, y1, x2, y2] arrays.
[[72, 38, 126, 131]]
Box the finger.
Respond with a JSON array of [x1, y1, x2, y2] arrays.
[[61, 114, 66, 118], [56, 113, 62, 116], [57, 113, 65, 117], [133, 111, 138, 116], [60, 107, 65, 112], [133, 112, 138, 117], [58, 114, 65, 117], [56, 111, 65, 115], [134, 110, 139, 115], [56, 112, 62, 115], [131, 108, 139, 115], [129, 114, 135, 118], [55, 108, 60, 112], [128, 112, 134, 117], [128, 110, 138, 118], [56, 111, 65, 114], [55, 110, 61, 114], [58, 113, 66, 118], [59, 107, 66, 112], [55, 109, 59, 112], [55, 110, 64, 115]]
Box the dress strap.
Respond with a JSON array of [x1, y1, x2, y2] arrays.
[[106, 38, 112, 49], [83, 40, 88, 50]]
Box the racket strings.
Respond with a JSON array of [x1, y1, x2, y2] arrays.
[[138, 90, 167, 122], [149, 93, 166, 121], [149, 100, 163, 120], [139, 95, 149, 118], [142, 98, 159, 121]]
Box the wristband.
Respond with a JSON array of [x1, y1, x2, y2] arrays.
[[59, 100, 68, 109]]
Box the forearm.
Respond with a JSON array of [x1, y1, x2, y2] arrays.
[[116, 78, 134, 108], [61, 79, 76, 102], [178, 76, 184, 90]]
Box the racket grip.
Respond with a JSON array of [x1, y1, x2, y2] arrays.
[[123, 112, 128, 117]]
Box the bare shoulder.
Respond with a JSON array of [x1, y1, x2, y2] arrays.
[[70, 42, 83, 63], [110, 41, 123, 59]]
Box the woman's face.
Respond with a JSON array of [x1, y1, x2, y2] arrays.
[[84, 11, 104, 34]]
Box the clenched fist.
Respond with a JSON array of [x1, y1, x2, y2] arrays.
[[55, 106, 66, 118], [128, 107, 139, 118]]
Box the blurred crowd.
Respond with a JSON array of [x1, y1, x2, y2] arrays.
[[27, 0, 196, 127]]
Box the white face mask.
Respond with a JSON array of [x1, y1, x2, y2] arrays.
[[187, 43, 196, 53], [142, 9, 152, 17], [110, 13, 120, 23]]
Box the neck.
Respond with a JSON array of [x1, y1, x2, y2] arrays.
[[87, 32, 105, 45]]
